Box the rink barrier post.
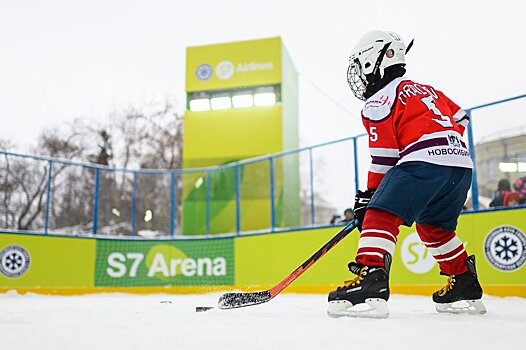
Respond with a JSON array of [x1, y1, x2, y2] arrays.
[[205, 170, 210, 237], [131, 172, 137, 236], [352, 136, 360, 194], [269, 157, 276, 231], [465, 109, 479, 210], [169, 172, 176, 237], [308, 148, 315, 225], [92, 168, 100, 235], [235, 165, 241, 235], [44, 160, 52, 235]]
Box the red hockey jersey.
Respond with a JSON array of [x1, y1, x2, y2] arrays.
[[361, 77, 472, 190]]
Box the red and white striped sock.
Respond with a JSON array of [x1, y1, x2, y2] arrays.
[[356, 208, 404, 267], [416, 224, 468, 275]]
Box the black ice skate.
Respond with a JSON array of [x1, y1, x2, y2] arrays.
[[327, 254, 391, 318], [433, 255, 486, 315]]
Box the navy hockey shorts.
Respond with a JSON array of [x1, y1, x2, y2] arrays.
[[368, 162, 472, 232]]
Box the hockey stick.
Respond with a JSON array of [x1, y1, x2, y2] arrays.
[[218, 219, 359, 309]]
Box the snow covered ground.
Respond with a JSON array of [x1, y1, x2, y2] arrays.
[[1, 292, 524, 350]]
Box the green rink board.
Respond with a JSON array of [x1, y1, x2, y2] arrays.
[[0, 233, 95, 287]]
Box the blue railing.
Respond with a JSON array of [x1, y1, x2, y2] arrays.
[[1, 92, 524, 237], [0, 134, 366, 238]]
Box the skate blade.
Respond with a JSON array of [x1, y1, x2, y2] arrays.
[[435, 299, 487, 315], [327, 298, 389, 319]]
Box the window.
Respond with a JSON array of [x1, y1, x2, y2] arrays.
[[189, 99, 210, 112], [188, 85, 280, 112], [210, 96, 232, 110], [232, 94, 254, 108]]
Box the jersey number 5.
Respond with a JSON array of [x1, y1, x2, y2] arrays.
[[369, 126, 378, 142], [421, 96, 453, 128]]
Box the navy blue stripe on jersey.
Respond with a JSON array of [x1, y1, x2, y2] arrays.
[[372, 156, 399, 166], [399, 137, 448, 158]]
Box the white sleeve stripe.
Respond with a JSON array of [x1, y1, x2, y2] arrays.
[[452, 109, 467, 121], [358, 237, 396, 255], [434, 248, 466, 262], [427, 236, 463, 256], [370, 148, 400, 157], [369, 163, 393, 174]]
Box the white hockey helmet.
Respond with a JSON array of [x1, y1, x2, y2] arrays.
[[347, 30, 412, 100]]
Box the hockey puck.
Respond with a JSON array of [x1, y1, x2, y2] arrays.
[[195, 306, 214, 312]]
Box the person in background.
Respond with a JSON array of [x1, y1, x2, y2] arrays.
[[329, 208, 355, 225], [329, 214, 341, 225], [340, 208, 355, 223], [513, 176, 526, 204], [503, 192, 520, 207], [489, 178, 511, 208]]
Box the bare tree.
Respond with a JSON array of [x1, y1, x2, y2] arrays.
[[0, 140, 15, 227], [87, 129, 113, 166], [0, 97, 184, 236], [0, 129, 85, 231], [106, 98, 184, 236], [112, 98, 183, 170]]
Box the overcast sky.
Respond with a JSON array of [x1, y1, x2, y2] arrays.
[[1, 0, 525, 150], [1, 0, 524, 213]]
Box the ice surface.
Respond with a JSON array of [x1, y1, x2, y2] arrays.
[[0, 292, 524, 350]]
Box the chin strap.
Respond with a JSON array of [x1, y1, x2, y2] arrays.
[[363, 42, 392, 99], [371, 42, 392, 78]]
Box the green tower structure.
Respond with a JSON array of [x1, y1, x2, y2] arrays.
[[182, 37, 299, 235]]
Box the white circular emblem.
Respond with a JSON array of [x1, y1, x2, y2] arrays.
[[484, 226, 525, 271], [0, 245, 31, 278], [195, 64, 212, 81], [215, 60, 234, 80], [401, 232, 435, 274]]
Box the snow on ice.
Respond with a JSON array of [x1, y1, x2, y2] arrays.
[[0, 292, 524, 350]]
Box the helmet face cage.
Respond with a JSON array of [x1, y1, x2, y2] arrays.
[[347, 59, 367, 101]]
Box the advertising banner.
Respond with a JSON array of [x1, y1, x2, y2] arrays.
[[94, 238, 235, 287], [186, 37, 282, 92]]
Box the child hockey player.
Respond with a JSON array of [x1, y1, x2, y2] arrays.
[[327, 30, 486, 318]]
